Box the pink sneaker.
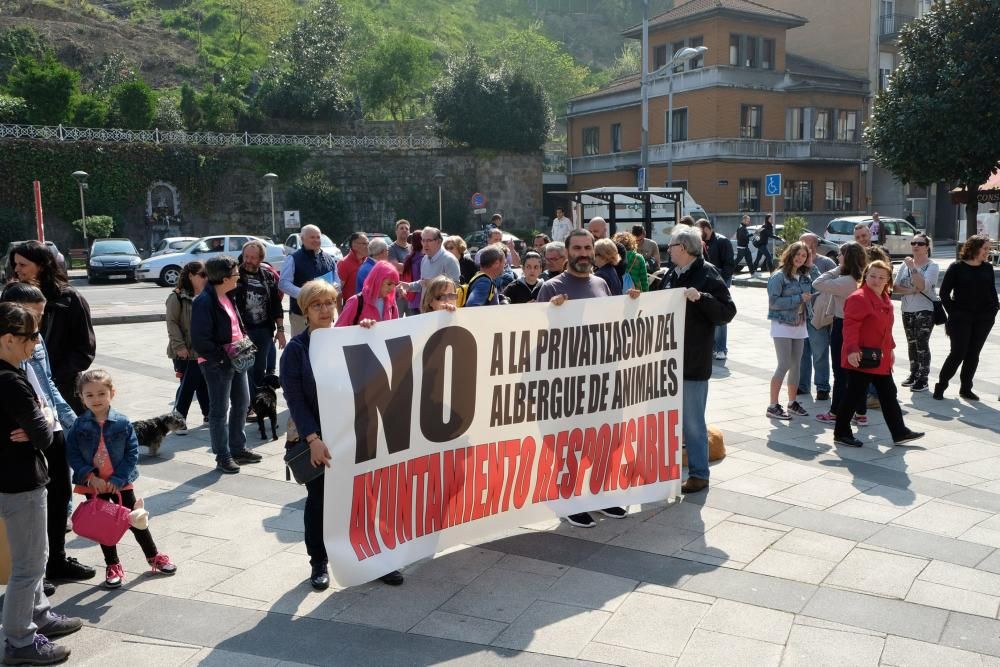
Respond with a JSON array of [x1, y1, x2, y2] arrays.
[[104, 563, 125, 588], [852, 415, 868, 427], [148, 553, 177, 575], [815, 412, 836, 424]]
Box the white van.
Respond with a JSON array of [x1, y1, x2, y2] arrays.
[[574, 187, 710, 249]]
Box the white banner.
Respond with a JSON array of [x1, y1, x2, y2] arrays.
[[311, 290, 687, 587]]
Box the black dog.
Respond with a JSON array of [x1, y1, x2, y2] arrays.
[[253, 374, 282, 441], [133, 412, 187, 457]]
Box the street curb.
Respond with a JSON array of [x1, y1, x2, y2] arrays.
[[93, 313, 166, 326]]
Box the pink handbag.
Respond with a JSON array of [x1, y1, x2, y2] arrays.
[[71, 492, 132, 546]]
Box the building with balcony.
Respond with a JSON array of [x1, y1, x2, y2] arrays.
[[565, 0, 871, 233]]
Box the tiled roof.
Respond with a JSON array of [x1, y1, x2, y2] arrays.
[[569, 74, 640, 103], [623, 0, 807, 37]]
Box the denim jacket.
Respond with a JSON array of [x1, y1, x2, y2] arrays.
[[767, 270, 813, 324], [66, 407, 139, 489], [22, 339, 76, 430]]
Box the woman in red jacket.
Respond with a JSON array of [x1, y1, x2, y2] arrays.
[[833, 260, 924, 448]]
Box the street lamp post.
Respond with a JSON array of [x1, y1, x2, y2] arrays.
[[640, 46, 708, 188], [72, 170, 89, 248], [434, 173, 445, 228], [263, 173, 278, 238]]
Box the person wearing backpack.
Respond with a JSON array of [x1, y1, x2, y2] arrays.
[[335, 261, 400, 326], [751, 214, 775, 276], [464, 246, 507, 307], [502, 252, 544, 304]]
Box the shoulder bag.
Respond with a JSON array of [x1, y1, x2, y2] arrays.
[[811, 290, 836, 329], [72, 492, 133, 546]]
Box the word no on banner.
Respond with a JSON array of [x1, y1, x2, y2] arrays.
[[311, 290, 687, 586]]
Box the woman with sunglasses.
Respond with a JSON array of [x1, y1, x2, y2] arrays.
[[420, 275, 458, 313], [0, 301, 82, 665], [892, 234, 938, 393], [165, 261, 210, 432], [934, 234, 999, 401]]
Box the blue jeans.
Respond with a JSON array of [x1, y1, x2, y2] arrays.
[[0, 487, 54, 648], [714, 278, 732, 353], [199, 361, 250, 462], [683, 379, 710, 481], [246, 326, 274, 400], [173, 358, 209, 419], [798, 322, 831, 393]]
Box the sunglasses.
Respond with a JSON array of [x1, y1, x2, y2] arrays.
[[910, 241, 927, 247]]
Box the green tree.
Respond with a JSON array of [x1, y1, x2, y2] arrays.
[[257, 0, 352, 120], [179, 83, 202, 130], [71, 215, 115, 239], [0, 26, 47, 81], [5, 53, 79, 125], [110, 79, 157, 129], [72, 94, 109, 127], [0, 94, 28, 123], [355, 33, 437, 121], [483, 27, 592, 116], [432, 50, 552, 152], [91, 51, 137, 97], [285, 170, 350, 238], [865, 0, 1000, 240], [153, 95, 184, 130], [221, 0, 290, 63], [199, 85, 246, 131]]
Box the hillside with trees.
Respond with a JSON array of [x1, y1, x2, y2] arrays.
[[0, 0, 672, 143]]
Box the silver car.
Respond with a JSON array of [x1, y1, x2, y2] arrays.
[[137, 235, 286, 287], [149, 236, 198, 258]]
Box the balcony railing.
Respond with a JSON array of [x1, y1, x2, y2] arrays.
[[879, 13, 914, 39], [569, 138, 865, 174]]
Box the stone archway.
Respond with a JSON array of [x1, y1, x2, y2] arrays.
[[146, 182, 182, 247]]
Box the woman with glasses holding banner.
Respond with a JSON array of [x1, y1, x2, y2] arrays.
[[892, 234, 939, 393], [282, 273, 404, 591]]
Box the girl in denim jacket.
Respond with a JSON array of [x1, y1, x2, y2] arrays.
[[766, 242, 814, 420], [66, 369, 177, 589]]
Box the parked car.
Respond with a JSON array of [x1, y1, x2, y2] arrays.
[[1, 240, 66, 282], [464, 230, 527, 257], [137, 235, 286, 287], [338, 232, 389, 259], [282, 232, 344, 262], [729, 225, 840, 273], [149, 236, 198, 258], [87, 238, 142, 284], [824, 215, 922, 258]]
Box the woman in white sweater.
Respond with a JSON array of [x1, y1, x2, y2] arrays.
[[812, 242, 867, 425]]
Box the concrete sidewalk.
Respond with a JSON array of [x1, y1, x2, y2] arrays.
[[3, 285, 1000, 666]]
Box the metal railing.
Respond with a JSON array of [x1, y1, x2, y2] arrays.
[[0, 123, 446, 150], [879, 13, 914, 37]]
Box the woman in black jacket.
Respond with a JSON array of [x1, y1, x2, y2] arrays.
[[934, 234, 999, 400], [10, 242, 95, 413], [0, 301, 82, 664], [751, 214, 776, 275]]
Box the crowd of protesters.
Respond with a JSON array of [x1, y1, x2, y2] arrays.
[[0, 208, 996, 661]]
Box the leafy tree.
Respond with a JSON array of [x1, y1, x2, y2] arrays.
[[285, 170, 350, 238], [5, 53, 79, 125], [865, 0, 1000, 239], [152, 95, 184, 130], [432, 50, 552, 152], [0, 26, 48, 81], [91, 51, 137, 97], [110, 80, 157, 130], [179, 82, 202, 130], [72, 94, 109, 127], [0, 94, 28, 123], [483, 28, 592, 116], [257, 0, 352, 120], [71, 215, 115, 239], [355, 33, 437, 121], [198, 85, 246, 131], [221, 0, 290, 62]]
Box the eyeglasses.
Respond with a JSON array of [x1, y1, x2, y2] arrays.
[[668, 243, 682, 249], [308, 301, 336, 311], [910, 241, 927, 247], [421, 236, 440, 243], [14, 330, 41, 341], [435, 293, 458, 302]]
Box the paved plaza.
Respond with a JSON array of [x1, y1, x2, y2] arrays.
[[3, 278, 1000, 666]]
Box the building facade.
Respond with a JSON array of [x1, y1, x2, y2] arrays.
[[564, 0, 935, 235]]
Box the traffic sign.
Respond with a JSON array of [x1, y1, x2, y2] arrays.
[[765, 173, 782, 197], [637, 167, 646, 191], [470, 192, 486, 209], [284, 210, 300, 229]]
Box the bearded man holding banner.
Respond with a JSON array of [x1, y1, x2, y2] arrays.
[[538, 228, 641, 528], [652, 226, 736, 494]]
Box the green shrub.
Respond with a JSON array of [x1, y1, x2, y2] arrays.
[[780, 215, 809, 243], [71, 215, 115, 239], [72, 94, 109, 127], [0, 94, 28, 123], [6, 53, 79, 125], [110, 80, 156, 130]]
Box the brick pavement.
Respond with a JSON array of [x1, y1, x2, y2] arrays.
[[2, 275, 1000, 666]]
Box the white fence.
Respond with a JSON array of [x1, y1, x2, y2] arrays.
[[0, 123, 446, 150]]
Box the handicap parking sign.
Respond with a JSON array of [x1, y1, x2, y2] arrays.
[[765, 173, 782, 197]]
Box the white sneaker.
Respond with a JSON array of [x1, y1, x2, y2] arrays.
[[713, 351, 727, 360], [174, 429, 188, 436]]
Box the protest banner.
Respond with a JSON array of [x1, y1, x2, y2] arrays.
[[311, 289, 686, 586]]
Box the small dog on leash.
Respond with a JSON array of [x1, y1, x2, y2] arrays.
[[253, 374, 282, 441], [133, 412, 187, 457]]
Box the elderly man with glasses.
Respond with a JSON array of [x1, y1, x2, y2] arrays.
[[400, 227, 461, 303]]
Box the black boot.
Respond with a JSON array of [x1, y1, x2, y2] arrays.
[[932, 382, 946, 400], [960, 387, 980, 401]]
